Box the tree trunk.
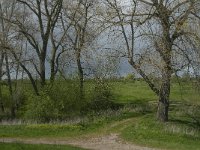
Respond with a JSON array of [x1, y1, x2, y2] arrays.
[[77, 55, 84, 97], [40, 57, 46, 87], [0, 82, 4, 113], [0, 53, 4, 113], [157, 69, 171, 122], [5, 52, 15, 118], [20, 64, 40, 96], [10, 50, 39, 96], [50, 47, 56, 84], [50, 60, 55, 84]]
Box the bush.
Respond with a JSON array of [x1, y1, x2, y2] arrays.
[[187, 105, 200, 126], [86, 78, 120, 112], [23, 80, 85, 123], [24, 91, 59, 123], [48, 80, 85, 118], [124, 73, 135, 82]]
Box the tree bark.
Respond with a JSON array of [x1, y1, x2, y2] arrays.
[[76, 53, 84, 97], [157, 69, 171, 122], [50, 59, 55, 84], [5, 52, 15, 118], [49, 37, 57, 84], [0, 82, 4, 113], [0, 53, 4, 113], [40, 55, 46, 87]]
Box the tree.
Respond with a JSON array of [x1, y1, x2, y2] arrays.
[[0, 0, 17, 117], [15, 0, 63, 87], [0, 1, 40, 96], [104, 0, 197, 122], [62, 0, 101, 96]]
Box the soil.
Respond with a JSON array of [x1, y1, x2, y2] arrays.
[[0, 134, 158, 150]]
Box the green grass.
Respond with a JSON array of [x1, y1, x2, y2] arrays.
[[0, 80, 199, 150], [0, 120, 111, 138], [0, 143, 86, 150], [170, 81, 200, 104], [0, 124, 84, 138], [0, 110, 142, 138], [111, 80, 200, 104], [113, 81, 200, 150], [121, 114, 200, 150], [112, 81, 157, 104]]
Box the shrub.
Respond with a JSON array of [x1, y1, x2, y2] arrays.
[[24, 80, 85, 122], [48, 80, 85, 118], [187, 105, 200, 126], [124, 73, 135, 81], [24, 90, 59, 123], [86, 78, 120, 112]]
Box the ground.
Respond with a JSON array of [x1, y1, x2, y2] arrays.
[[0, 133, 158, 150], [0, 80, 199, 150]]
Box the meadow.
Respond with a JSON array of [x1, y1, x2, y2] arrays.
[[0, 79, 199, 150]]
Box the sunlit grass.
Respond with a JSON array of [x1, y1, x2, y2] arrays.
[[121, 114, 200, 150]]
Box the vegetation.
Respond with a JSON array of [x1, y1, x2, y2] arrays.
[[121, 115, 200, 150], [0, 0, 200, 149], [0, 0, 199, 122], [0, 80, 199, 149], [0, 143, 86, 150]]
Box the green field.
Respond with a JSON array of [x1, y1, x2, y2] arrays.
[[0, 80, 199, 150], [0, 143, 86, 150], [112, 81, 200, 104]]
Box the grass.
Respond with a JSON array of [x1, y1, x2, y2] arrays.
[[121, 114, 200, 150], [170, 81, 200, 104], [0, 143, 86, 150], [0, 80, 199, 150], [0, 116, 112, 138], [0, 109, 142, 138], [112, 81, 157, 104], [0, 124, 84, 138], [113, 81, 200, 150], [112, 80, 200, 104], [1, 106, 199, 150]]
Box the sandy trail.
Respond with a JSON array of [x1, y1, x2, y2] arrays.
[[0, 134, 158, 150]]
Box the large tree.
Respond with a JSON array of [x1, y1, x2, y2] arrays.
[[104, 0, 197, 122]]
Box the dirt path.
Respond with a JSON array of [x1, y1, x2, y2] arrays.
[[0, 134, 158, 150], [0, 118, 159, 150]]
